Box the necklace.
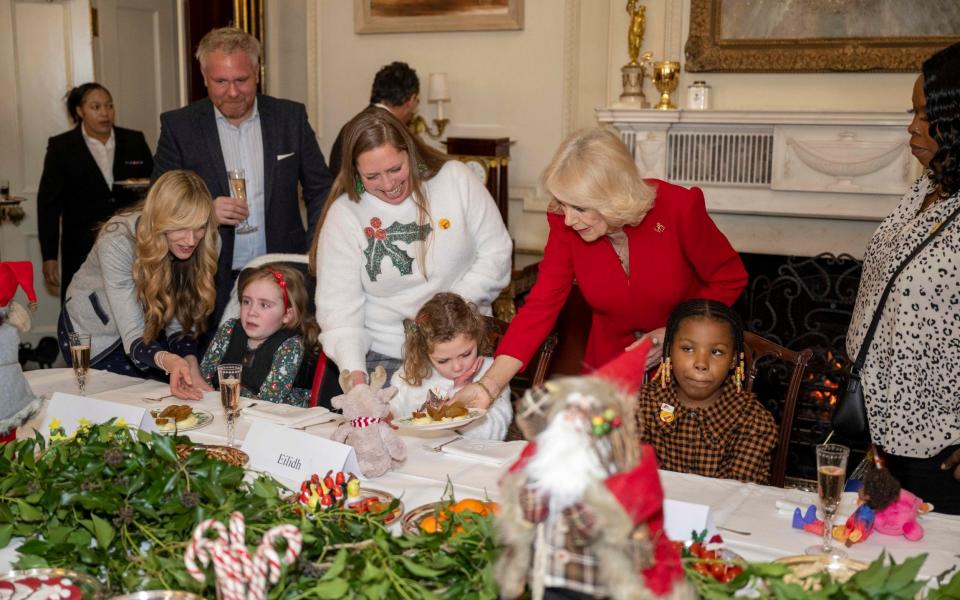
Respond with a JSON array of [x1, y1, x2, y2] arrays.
[[607, 231, 629, 276]]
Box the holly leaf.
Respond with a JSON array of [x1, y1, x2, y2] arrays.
[[91, 513, 115, 549], [16, 501, 42, 522], [0, 524, 13, 548], [321, 549, 348, 581], [309, 578, 349, 599]]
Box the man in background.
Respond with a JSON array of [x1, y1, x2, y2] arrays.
[[153, 27, 332, 325], [328, 61, 420, 177]]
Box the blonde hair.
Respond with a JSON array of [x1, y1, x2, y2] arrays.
[[541, 128, 655, 229], [237, 263, 320, 356], [195, 27, 260, 71], [308, 106, 448, 277], [131, 170, 218, 344], [401, 293, 486, 387]]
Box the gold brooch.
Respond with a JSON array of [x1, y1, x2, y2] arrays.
[[655, 222, 665, 233], [439, 218, 451, 230]]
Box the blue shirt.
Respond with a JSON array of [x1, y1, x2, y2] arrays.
[[215, 101, 266, 269]]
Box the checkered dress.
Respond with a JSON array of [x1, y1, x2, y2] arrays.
[[635, 379, 778, 484]]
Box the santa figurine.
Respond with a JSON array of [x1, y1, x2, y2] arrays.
[[0, 261, 44, 444], [496, 339, 692, 600]]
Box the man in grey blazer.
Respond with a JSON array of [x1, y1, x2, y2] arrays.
[[152, 27, 332, 326]]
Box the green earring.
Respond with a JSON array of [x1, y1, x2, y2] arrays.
[[354, 175, 364, 195]]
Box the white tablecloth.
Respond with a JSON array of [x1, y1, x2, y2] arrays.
[[7, 369, 960, 578]]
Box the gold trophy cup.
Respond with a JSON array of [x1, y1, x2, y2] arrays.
[[652, 61, 680, 110]]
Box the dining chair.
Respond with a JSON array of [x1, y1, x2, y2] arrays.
[[743, 331, 814, 488], [483, 315, 558, 442]]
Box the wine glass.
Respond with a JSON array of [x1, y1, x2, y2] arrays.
[[68, 332, 91, 394], [227, 169, 257, 234], [806, 443, 850, 557], [217, 363, 243, 447]]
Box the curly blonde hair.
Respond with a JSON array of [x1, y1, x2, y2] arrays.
[[401, 292, 485, 387], [237, 263, 320, 356], [542, 128, 655, 229], [133, 170, 218, 344]]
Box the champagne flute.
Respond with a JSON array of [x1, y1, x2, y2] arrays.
[[227, 169, 257, 234], [806, 443, 850, 557], [217, 363, 242, 447], [68, 332, 91, 394]]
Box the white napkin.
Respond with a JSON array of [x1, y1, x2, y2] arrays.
[[440, 438, 528, 467], [243, 402, 334, 428]]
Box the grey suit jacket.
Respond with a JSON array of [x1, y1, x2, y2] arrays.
[[63, 213, 188, 368], [152, 95, 333, 320]]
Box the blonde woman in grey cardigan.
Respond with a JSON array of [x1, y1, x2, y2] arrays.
[[58, 170, 219, 399]]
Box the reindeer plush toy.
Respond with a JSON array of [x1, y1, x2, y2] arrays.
[[330, 366, 406, 477]]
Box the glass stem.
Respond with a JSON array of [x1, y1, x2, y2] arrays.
[[822, 511, 833, 552]]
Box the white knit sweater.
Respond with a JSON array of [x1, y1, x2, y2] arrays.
[[389, 356, 512, 441], [316, 160, 512, 372]]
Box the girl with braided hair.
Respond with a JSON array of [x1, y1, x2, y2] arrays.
[[635, 299, 777, 484], [390, 292, 512, 440]]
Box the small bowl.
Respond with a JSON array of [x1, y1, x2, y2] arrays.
[[1, 568, 103, 599]]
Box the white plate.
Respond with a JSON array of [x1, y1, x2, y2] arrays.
[[150, 408, 214, 433], [396, 408, 486, 432]]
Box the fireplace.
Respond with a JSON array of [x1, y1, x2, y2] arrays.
[[734, 253, 866, 482]]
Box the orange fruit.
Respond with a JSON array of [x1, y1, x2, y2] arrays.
[[418, 509, 449, 534], [484, 501, 501, 516], [451, 498, 488, 516]]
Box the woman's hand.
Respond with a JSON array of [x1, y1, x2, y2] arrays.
[[942, 448, 960, 481], [185, 355, 213, 392], [451, 382, 494, 410], [42, 260, 60, 294], [165, 354, 203, 400], [625, 326, 665, 371]]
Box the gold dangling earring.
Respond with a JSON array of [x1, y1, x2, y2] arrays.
[[659, 357, 672, 389], [734, 352, 745, 393]]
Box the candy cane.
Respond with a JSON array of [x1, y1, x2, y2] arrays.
[[248, 525, 302, 600], [184, 519, 228, 582], [228, 512, 254, 584]]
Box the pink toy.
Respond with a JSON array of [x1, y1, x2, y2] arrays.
[[873, 489, 926, 541]]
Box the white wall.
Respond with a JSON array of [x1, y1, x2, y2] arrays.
[[268, 0, 925, 257]]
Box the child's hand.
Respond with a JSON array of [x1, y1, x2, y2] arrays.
[[346, 370, 368, 387], [453, 356, 484, 388], [942, 447, 960, 481]]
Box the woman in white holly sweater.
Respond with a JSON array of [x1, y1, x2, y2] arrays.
[[390, 292, 511, 440], [309, 107, 512, 387]]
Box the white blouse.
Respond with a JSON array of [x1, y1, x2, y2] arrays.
[[846, 174, 960, 458]]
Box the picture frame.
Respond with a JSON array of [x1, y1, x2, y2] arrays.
[[354, 0, 523, 34], [685, 0, 960, 72]]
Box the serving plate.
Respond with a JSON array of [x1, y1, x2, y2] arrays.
[[150, 409, 213, 434], [0, 568, 103, 599], [396, 408, 486, 432]]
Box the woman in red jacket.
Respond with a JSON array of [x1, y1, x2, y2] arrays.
[[455, 128, 748, 408]]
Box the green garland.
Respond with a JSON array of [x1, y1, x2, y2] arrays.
[[2, 421, 958, 600], [0, 422, 499, 599]]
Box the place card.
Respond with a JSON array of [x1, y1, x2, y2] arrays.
[[36, 392, 148, 439], [662, 498, 716, 541], [241, 420, 362, 485]]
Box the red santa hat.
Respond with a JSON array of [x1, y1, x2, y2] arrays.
[[0, 262, 37, 308], [593, 337, 653, 394]]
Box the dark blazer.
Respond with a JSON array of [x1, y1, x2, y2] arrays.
[[152, 95, 333, 321], [37, 126, 153, 302]]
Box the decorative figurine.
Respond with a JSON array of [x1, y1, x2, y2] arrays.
[[496, 339, 692, 600], [0, 261, 44, 443]]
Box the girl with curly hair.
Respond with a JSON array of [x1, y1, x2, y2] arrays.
[[846, 41, 960, 513], [390, 292, 512, 440], [58, 169, 219, 399]]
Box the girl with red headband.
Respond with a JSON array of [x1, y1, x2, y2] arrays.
[[200, 263, 319, 406]]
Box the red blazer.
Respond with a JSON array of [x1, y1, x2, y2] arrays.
[[497, 179, 747, 371]]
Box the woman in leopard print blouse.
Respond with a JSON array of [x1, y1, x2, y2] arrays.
[[847, 42, 960, 514]]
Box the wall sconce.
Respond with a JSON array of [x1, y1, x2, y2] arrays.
[[410, 72, 450, 139]]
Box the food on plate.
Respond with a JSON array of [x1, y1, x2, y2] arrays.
[[411, 399, 470, 423], [297, 470, 399, 522], [152, 404, 198, 431], [417, 498, 499, 534]]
